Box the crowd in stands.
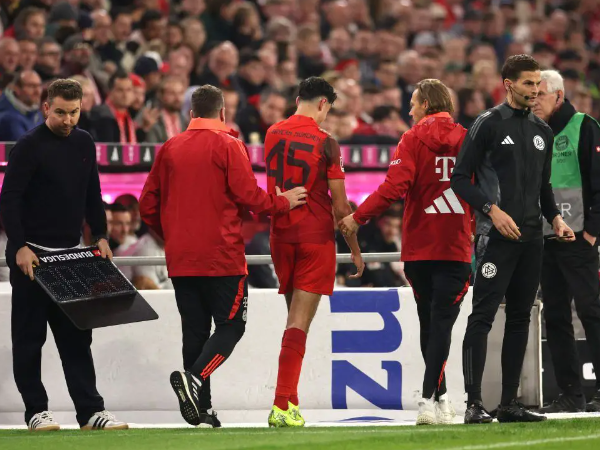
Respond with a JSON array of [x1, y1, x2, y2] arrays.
[[0, 0, 599, 287]]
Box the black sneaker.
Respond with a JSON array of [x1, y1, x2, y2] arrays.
[[586, 390, 600, 412], [464, 401, 493, 424], [170, 371, 202, 426], [198, 409, 222, 428], [538, 393, 586, 413], [497, 400, 547, 423]]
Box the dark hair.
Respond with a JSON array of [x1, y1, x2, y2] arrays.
[[298, 77, 337, 104], [260, 87, 287, 104], [140, 9, 163, 29], [110, 7, 132, 21], [191, 85, 224, 118], [110, 202, 130, 214], [14, 7, 45, 39], [415, 78, 454, 115], [372, 105, 398, 122], [457, 87, 477, 113], [47, 78, 83, 104], [206, 0, 234, 16], [109, 69, 130, 90], [501, 54, 540, 81]]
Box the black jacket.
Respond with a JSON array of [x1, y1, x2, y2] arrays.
[[548, 100, 600, 236], [451, 103, 560, 241]]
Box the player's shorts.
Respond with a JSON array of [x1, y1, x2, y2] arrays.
[[270, 240, 336, 296]]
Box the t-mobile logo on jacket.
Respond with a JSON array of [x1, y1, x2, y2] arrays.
[[435, 156, 456, 181]]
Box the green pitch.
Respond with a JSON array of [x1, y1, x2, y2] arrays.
[[2, 418, 600, 450]]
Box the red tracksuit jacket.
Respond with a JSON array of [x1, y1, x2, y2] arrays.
[[353, 112, 472, 263], [139, 118, 290, 277]]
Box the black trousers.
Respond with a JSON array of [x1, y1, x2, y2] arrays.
[[9, 253, 104, 426], [404, 261, 471, 400], [463, 236, 543, 404], [541, 236, 600, 395], [171, 275, 248, 410]]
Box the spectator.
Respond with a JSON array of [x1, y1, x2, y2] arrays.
[[177, 0, 207, 20], [0, 71, 43, 141], [358, 209, 406, 287], [18, 38, 38, 72], [129, 74, 147, 117], [375, 59, 399, 90], [34, 38, 62, 83], [231, 2, 263, 51], [165, 20, 185, 53], [327, 27, 352, 61], [146, 76, 188, 143], [0, 38, 20, 87], [237, 88, 286, 144], [397, 50, 423, 122], [236, 50, 268, 102], [91, 9, 122, 70], [13, 7, 46, 41], [195, 41, 240, 89], [129, 230, 173, 290], [133, 55, 162, 102], [61, 34, 105, 106], [108, 202, 138, 252], [114, 193, 146, 238], [457, 87, 486, 129], [90, 69, 156, 143], [572, 87, 594, 116], [201, 0, 236, 44], [181, 17, 207, 55], [343, 105, 406, 145], [296, 24, 326, 79], [222, 86, 242, 137], [69, 74, 94, 132]]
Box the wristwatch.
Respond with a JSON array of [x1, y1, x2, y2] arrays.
[[482, 202, 493, 215]]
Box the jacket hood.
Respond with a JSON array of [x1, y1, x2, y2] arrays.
[[412, 112, 466, 155]]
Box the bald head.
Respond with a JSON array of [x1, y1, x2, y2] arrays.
[[14, 70, 43, 107], [209, 41, 239, 81]]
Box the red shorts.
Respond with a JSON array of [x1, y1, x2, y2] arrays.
[[270, 240, 336, 296]]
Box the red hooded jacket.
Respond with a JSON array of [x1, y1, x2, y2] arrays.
[[139, 118, 290, 277], [353, 112, 471, 263]]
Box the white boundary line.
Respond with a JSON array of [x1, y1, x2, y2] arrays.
[[451, 434, 600, 450]]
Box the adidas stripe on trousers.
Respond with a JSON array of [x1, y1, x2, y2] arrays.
[[171, 275, 248, 410], [404, 260, 472, 400], [463, 236, 543, 404]]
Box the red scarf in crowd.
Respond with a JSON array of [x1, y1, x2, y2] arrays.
[[162, 110, 181, 140], [106, 100, 137, 144]]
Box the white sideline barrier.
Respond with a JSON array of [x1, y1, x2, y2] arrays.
[[0, 287, 542, 425]]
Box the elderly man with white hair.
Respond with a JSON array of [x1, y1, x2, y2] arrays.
[[533, 69, 600, 414]]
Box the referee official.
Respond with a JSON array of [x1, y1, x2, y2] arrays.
[[532, 70, 600, 413], [139, 85, 307, 428], [451, 55, 575, 424], [0, 79, 127, 431]]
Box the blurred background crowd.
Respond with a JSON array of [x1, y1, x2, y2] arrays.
[[0, 0, 599, 289]]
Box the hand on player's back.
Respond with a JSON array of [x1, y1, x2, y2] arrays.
[[276, 186, 307, 210]]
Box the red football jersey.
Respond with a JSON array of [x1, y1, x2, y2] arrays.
[[265, 115, 345, 244]]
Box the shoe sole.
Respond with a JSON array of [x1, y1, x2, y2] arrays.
[[80, 424, 129, 431], [464, 417, 494, 424], [416, 413, 436, 425], [170, 371, 201, 426], [497, 416, 547, 423], [29, 425, 60, 432]]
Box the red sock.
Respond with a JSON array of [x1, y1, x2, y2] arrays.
[[289, 394, 299, 406], [274, 328, 306, 410]]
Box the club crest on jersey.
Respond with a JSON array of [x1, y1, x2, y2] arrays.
[[481, 262, 497, 279], [533, 135, 545, 151]]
